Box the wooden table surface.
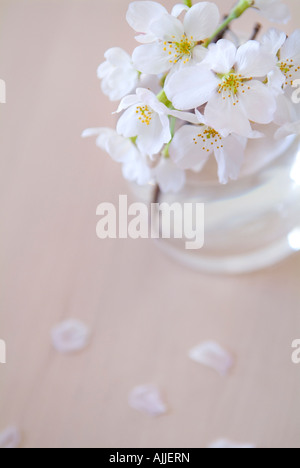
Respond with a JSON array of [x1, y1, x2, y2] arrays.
[[0, 0, 300, 449]]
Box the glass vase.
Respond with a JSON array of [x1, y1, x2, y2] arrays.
[[130, 133, 300, 274]]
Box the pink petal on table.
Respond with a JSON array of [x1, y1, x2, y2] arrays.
[[208, 439, 256, 449], [51, 319, 90, 354], [129, 385, 167, 416], [0, 427, 21, 448], [188, 341, 234, 376]]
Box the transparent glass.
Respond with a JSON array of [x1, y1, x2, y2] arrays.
[[130, 135, 300, 274]]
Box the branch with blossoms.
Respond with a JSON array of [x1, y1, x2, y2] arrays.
[[83, 0, 300, 195]]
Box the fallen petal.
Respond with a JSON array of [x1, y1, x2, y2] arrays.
[[129, 385, 167, 416], [0, 427, 21, 448], [188, 341, 234, 376], [51, 319, 90, 354], [209, 439, 256, 449]]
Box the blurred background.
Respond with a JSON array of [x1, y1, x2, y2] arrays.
[[0, 0, 300, 449]]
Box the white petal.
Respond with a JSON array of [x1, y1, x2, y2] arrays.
[[81, 127, 116, 153], [273, 94, 297, 126], [169, 125, 211, 170], [132, 43, 171, 75], [240, 80, 276, 124], [214, 135, 247, 184], [97, 61, 112, 79], [107, 135, 138, 163], [205, 93, 253, 137], [192, 45, 208, 63], [236, 40, 276, 78], [168, 109, 199, 124], [204, 39, 236, 74], [209, 439, 255, 449], [81, 127, 109, 138], [95, 129, 117, 151], [281, 29, 300, 61], [256, 0, 291, 24], [117, 105, 142, 138], [150, 14, 184, 41], [139, 74, 161, 94], [129, 385, 167, 416], [195, 109, 206, 124], [275, 120, 300, 139], [165, 65, 218, 110], [51, 319, 90, 354], [122, 156, 152, 185], [188, 341, 234, 376], [267, 68, 285, 96], [136, 88, 164, 113], [0, 427, 21, 448], [137, 113, 170, 155], [104, 47, 131, 67], [117, 94, 141, 113], [171, 3, 189, 17], [126, 1, 168, 34], [261, 28, 286, 56], [184, 2, 220, 41], [154, 158, 186, 193], [104, 68, 138, 101], [134, 33, 157, 44]]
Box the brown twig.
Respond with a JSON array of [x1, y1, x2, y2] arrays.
[[249, 23, 262, 41], [152, 184, 161, 205]]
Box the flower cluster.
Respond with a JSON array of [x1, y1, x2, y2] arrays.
[[84, 0, 299, 193]]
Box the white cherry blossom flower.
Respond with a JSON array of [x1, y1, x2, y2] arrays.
[[165, 39, 277, 137], [169, 112, 247, 184], [261, 29, 300, 124], [97, 48, 139, 102], [131, 2, 220, 74], [254, 0, 290, 24], [262, 29, 300, 90], [116, 88, 198, 157], [82, 127, 152, 185]]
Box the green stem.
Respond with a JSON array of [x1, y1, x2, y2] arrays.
[[203, 14, 235, 47], [163, 117, 176, 158], [157, 90, 173, 109], [183, 0, 192, 8], [204, 0, 253, 48]]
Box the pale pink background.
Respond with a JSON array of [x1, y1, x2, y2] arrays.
[[0, 0, 300, 449]]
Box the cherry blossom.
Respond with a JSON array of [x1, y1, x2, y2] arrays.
[[169, 112, 248, 184], [165, 39, 277, 137], [262, 29, 300, 125], [84, 0, 297, 193], [97, 48, 139, 101], [131, 2, 220, 74], [116, 88, 198, 157]]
